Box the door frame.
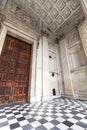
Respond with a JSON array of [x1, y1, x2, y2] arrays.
[[0, 21, 39, 103]]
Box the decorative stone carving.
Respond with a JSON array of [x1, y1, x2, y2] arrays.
[[70, 0, 80, 10], [67, 29, 87, 70], [39, 0, 46, 5], [40, 9, 47, 19], [62, 7, 71, 19], [67, 29, 80, 46], [45, 16, 52, 25], [45, 0, 53, 12], [0, 0, 7, 10], [50, 22, 58, 31], [50, 8, 59, 19], [56, 16, 64, 25], [56, 0, 66, 11], [5, 0, 17, 13], [5, 0, 40, 32], [51, 0, 57, 4], [10, 0, 81, 34], [32, 1, 41, 13], [0, 13, 6, 26]]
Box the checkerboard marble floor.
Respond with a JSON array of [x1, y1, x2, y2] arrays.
[[0, 98, 87, 130]]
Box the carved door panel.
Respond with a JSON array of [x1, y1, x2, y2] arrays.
[[0, 35, 31, 104]]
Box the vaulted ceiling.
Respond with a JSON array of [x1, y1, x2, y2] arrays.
[[13, 0, 84, 33], [1, 0, 85, 36]]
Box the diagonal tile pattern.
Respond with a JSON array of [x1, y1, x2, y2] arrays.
[[0, 98, 87, 130]]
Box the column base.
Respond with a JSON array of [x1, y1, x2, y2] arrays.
[[30, 95, 61, 103]]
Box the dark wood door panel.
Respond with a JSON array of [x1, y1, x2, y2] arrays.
[[0, 72, 7, 81], [0, 35, 31, 104]]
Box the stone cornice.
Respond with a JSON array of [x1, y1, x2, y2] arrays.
[[0, 10, 41, 40]]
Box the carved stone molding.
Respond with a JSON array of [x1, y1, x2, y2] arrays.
[[0, 0, 7, 10], [0, 0, 85, 36], [41, 29, 49, 37], [67, 29, 80, 46], [4, 0, 40, 32], [11, 0, 81, 33], [0, 13, 6, 26], [58, 34, 65, 42]]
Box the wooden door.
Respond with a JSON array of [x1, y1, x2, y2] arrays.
[[0, 35, 31, 104]]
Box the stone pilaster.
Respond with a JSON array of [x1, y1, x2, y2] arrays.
[[59, 37, 74, 98], [80, 0, 87, 19], [42, 36, 49, 99], [0, 14, 7, 55], [35, 36, 49, 101], [78, 20, 87, 57]]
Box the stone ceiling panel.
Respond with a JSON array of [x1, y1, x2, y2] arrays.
[[33, 2, 41, 13], [38, 0, 46, 5], [40, 9, 47, 19], [50, 8, 59, 19], [5, 0, 83, 34], [62, 7, 71, 19], [70, 0, 80, 10], [51, 0, 57, 4], [56, 0, 66, 11], [56, 15, 64, 25], [44, 0, 53, 12], [50, 22, 58, 31], [45, 15, 53, 25]]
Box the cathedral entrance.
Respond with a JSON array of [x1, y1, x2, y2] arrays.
[[0, 35, 32, 104]]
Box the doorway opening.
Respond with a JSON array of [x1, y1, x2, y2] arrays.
[[0, 35, 32, 104]]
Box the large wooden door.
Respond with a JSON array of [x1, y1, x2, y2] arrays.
[[0, 35, 31, 104]]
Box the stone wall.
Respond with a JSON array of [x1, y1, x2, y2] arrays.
[[59, 28, 87, 100], [48, 40, 61, 97], [78, 20, 87, 57], [59, 37, 73, 98]]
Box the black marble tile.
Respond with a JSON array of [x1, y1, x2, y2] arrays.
[[22, 124, 33, 130], [50, 120, 59, 125], [63, 121, 73, 127], [28, 118, 36, 123], [50, 127, 60, 130], [0, 121, 8, 127], [17, 117, 25, 121], [77, 121, 87, 128], [36, 125, 47, 130], [10, 123, 20, 129], [39, 119, 47, 124]]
